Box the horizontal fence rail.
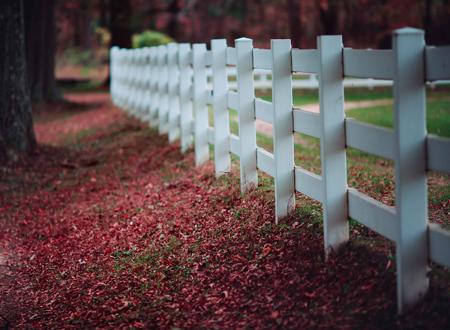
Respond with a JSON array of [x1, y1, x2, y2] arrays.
[[110, 28, 450, 315]]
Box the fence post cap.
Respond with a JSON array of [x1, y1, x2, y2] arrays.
[[235, 37, 252, 42], [394, 27, 424, 35]]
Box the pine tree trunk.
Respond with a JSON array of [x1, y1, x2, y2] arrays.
[[287, 0, 302, 48], [109, 0, 132, 48], [24, 0, 59, 102], [103, 0, 132, 87], [0, 0, 36, 161]]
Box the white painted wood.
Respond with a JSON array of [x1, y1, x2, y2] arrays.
[[271, 39, 295, 222], [428, 223, 450, 268], [293, 109, 321, 138], [110, 33, 450, 314], [227, 91, 238, 110], [393, 27, 428, 314], [168, 43, 180, 142], [426, 135, 450, 174], [295, 167, 323, 202], [110, 47, 117, 103], [253, 48, 272, 70], [150, 48, 160, 125], [148, 47, 159, 127], [236, 38, 258, 192], [151, 46, 161, 127], [207, 127, 215, 144], [229, 134, 240, 156], [193, 43, 210, 166], [205, 90, 213, 105], [348, 188, 398, 241], [345, 118, 396, 160], [212, 39, 231, 177], [158, 45, 169, 134], [226, 47, 236, 66], [256, 148, 275, 177], [143, 47, 152, 122], [205, 50, 212, 66], [343, 49, 394, 79], [291, 49, 319, 73], [425, 46, 450, 81], [255, 98, 273, 124], [318, 35, 349, 254]]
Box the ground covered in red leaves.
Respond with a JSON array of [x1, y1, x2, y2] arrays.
[[1, 94, 449, 329]]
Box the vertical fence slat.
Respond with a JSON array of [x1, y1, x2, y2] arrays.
[[144, 48, 152, 123], [109, 28, 444, 314], [211, 39, 231, 176], [149, 47, 159, 127], [236, 37, 257, 192], [178, 43, 193, 152], [192, 43, 209, 166], [271, 39, 295, 223], [393, 28, 428, 314], [168, 43, 180, 142], [318, 35, 349, 254], [158, 45, 169, 134]]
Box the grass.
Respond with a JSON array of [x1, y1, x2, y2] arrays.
[[59, 79, 105, 94], [347, 99, 450, 137], [257, 87, 394, 106], [218, 88, 449, 227]]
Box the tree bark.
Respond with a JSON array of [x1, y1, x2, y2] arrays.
[[0, 0, 36, 161], [423, 0, 433, 43], [167, 0, 181, 40], [287, 0, 302, 48], [24, 0, 59, 102], [109, 0, 132, 48], [103, 0, 132, 87], [318, 0, 340, 35]]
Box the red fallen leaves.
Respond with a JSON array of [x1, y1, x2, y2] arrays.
[[0, 96, 449, 329]]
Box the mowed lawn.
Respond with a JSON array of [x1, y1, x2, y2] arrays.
[[211, 87, 450, 228]]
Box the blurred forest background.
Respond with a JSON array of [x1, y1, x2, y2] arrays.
[[52, 0, 450, 89]]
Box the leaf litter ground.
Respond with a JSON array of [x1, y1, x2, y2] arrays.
[[0, 93, 449, 329]]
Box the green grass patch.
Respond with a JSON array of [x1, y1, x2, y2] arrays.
[[347, 99, 450, 137]]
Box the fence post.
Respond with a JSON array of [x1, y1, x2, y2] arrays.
[[211, 39, 231, 177], [271, 39, 295, 223], [178, 43, 193, 152], [143, 47, 152, 124], [317, 35, 349, 255], [158, 45, 169, 135], [149, 47, 159, 128], [236, 37, 257, 193], [168, 43, 180, 142], [192, 43, 209, 166], [393, 27, 428, 314], [110, 47, 117, 105]]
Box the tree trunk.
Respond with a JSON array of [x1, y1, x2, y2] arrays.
[[104, 0, 132, 87], [24, 0, 59, 102], [0, 0, 36, 161], [167, 0, 181, 40], [423, 0, 433, 43], [109, 0, 132, 48], [318, 0, 340, 35], [287, 0, 302, 48]]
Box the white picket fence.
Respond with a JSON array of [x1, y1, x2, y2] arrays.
[[110, 28, 450, 314]]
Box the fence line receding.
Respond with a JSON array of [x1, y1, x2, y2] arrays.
[[110, 27, 450, 314]]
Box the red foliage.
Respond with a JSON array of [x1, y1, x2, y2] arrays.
[[0, 95, 449, 328]]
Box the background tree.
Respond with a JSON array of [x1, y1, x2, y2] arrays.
[[24, 0, 59, 102], [109, 0, 133, 48], [0, 0, 36, 161]]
